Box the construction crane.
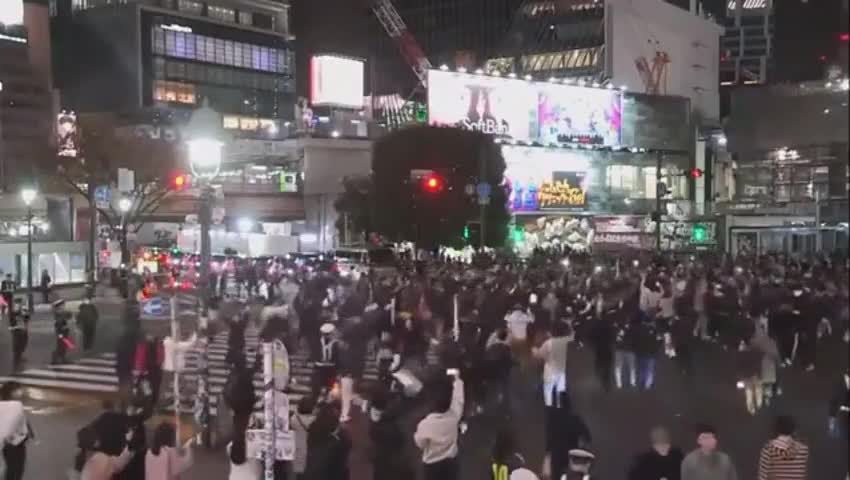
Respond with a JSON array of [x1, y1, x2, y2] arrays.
[[372, 0, 433, 88]]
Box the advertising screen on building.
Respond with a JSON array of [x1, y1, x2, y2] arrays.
[[57, 112, 79, 158], [427, 70, 537, 141], [503, 146, 590, 211], [428, 69, 622, 146], [0, 1, 24, 27], [537, 84, 622, 146], [310, 55, 365, 109]]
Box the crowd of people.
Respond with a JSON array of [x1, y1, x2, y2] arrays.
[[1, 248, 849, 480]]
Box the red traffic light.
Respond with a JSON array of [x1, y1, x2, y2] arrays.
[[690, 168, 703, 178], [422, 174, 443, 193], [169, 172, 188, 190]]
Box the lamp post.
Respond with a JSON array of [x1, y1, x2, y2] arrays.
[[185, 100, 225, 447], [21, 187, 37, 310]]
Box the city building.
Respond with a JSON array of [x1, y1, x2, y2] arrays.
[[718, 80, 849, 254], [720, 0, 773, 86], [1, 0, 88, 288], [51, 0, 295, 133]]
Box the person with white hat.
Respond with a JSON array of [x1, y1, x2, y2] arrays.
[[510, 468, 540, 480], [313, 322, 340, 400]]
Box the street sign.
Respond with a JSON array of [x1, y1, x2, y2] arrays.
[[475, 182, 491, 197], [140, 297, 169, 317], [94, 186, 112, 209], [118, 168, 135, 193], [245, 429, 295, 461]]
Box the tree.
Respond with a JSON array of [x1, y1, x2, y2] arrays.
[[53, 113, 181, 265], [371, 126, 509, 248]]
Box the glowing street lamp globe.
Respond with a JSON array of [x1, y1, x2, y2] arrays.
[[21, 187, 37, 206]]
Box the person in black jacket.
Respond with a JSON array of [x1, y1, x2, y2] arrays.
[[544, 391, 591, 480], [590, 300, 617, 391], [628, 426, 684, 480], [304, 404, 351, 480], [76, 298, 99, 351], [633, 310, 660, 390], [368, 396, 412, 480], [225, 352, 260, 436], [51, 300, 72, 364]]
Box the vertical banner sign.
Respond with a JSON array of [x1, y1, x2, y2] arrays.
[[453, 294, 459, 342], [193, 316, 209, 444]]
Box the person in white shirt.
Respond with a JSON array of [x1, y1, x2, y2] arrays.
[[532, 321, 572, 407], [160, 332, 197, 411], [505, 304, 533, 343], [414, 372, 464, 480]]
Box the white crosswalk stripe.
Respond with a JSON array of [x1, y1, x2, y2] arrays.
[[0, 332, 379, 417]]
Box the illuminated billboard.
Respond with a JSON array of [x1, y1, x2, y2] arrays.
[[57, 112, 79, 158], [0, 1, 24, 27], [427, 70, 537, 141], [503, 146, 590, 212], [310, 55, 365, 109], [537, 84, 621, 146], [427, 69, 622, 146]]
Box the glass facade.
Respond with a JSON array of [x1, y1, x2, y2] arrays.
[[152, 58, 294, 93], [177, 0, 203, 15], [151, 26, 293, 74], [152, 80, 197, 104]]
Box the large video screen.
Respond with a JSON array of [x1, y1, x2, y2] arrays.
[[310, 55, 365, 109], [503, 146, 591, 211], [428, 69, 622, 147]]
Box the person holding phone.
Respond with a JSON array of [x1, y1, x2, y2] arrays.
[[414, 370, 465, 480]]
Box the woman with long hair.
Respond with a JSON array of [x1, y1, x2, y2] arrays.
[[144, 422, 193, 480]]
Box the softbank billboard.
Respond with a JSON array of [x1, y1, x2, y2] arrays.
[[427, 69, 622, 147]]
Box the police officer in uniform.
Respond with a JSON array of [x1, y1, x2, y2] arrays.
[[314, 323, 340, 400]]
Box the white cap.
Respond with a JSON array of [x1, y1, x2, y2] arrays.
[[510, 468, 540, 480], [320, 323, 336, 335]]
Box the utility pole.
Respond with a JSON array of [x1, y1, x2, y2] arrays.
[[655, 151, 663, 251]]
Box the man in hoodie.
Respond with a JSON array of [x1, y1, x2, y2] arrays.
[[757, 415, 809, 480], [681, 423, 738, 480], [628, 426, 684, 480]]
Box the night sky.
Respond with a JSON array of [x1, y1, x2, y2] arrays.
[[291, 0, 848, 99]]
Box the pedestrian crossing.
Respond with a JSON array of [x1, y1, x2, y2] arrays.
[[0, 331, 380, 417]]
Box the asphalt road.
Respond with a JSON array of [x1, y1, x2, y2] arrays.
[[5, 309, 848, 479]]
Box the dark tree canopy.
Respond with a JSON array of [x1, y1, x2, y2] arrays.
[[371, 126, 509, 248]]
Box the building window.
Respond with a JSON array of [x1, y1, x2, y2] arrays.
[[177, 0, 203, 15], [238, 11, 253, 26], [153, 80, 196, 104], [208, 5, 236, 23]]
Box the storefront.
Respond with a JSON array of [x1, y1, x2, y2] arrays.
[[0, 241, 88, 287]]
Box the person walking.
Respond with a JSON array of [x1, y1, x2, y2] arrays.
[[413, 372, 464, 480], [542, 391, 591, 480], [369, 396, 413, 480], [77, 298, 99, 351], [681, 424, 738, 480], [303, 404, 351, 480], [144, 422, 193, 480], [9, 299, 29, 368], [40, 269, 51, 304], [628, 426, 684, 480], [827, 368, 849, 439], [757, 415, 809, 480], [532, 321, 570, 407], [0, 382, 33, 480], [52, 299, 73, 364], [291, 397, 316, 480], [80, 429, 135, 480]]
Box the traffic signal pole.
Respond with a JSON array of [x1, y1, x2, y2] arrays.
[[479, 143, 487, 248], [655, 151, 663, 251]]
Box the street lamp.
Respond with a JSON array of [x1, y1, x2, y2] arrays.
[[118, 196, 133, 213], [184, 99, 226, 448], [20, 187, 37, 310]]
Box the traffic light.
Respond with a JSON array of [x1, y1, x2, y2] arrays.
[[692, 224, 707, 242], [511, 226, 524, 243], [462, 225, 470, 240], [689, 168, 704, 178], [421, 173, 443, 193], [169, 171, 188, 191]]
